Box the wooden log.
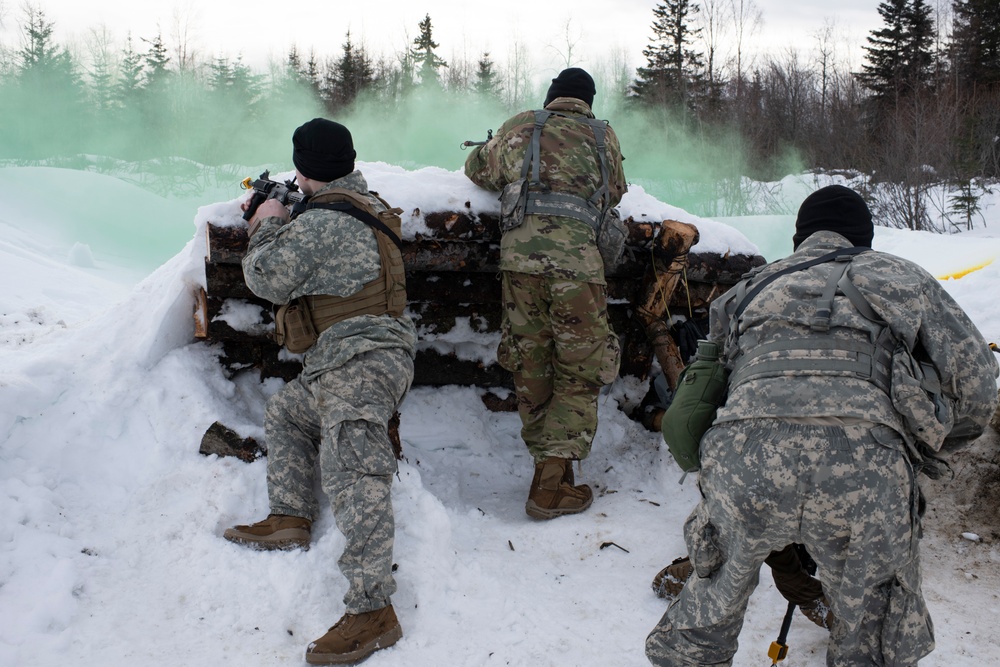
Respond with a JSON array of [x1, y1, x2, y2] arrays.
[[637, 221, 701, 391], [196, 295, 274, 342], [199, 421, 265, 462], [204, 221, 758, 282], [407, 272, 502, 304], [194, 287, 208, 339], [206, 224, 250, 264], [206, 261, 257, 300], [686, 252, 765, 284], [413, 348, 513, 388]]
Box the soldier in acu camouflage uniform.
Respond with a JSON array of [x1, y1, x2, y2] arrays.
[[646, 185, 999, 666], [223, 118, 416, 665], [463, 68, 627, 519]]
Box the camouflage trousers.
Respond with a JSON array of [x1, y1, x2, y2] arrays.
[[498, 271, 620, 461], [646, 419, 933, 667], [265, 348, 414, 614]]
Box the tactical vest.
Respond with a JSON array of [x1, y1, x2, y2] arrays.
[[716, 246, 952, 474], [275, 188, 407, 353], [518, 110, 613, 228], [498, 110, 626, 268], [720, 248, 895, 394]]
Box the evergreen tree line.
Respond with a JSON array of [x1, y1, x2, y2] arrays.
[[1, 4, 998, 229]]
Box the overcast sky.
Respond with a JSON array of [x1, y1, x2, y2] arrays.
[[3, 0, 885, 76]]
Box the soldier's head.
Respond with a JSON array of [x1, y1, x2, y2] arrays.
[[544, 68, 596, 108], [292, 118, 356, 193], [793, 185, 874, 250]]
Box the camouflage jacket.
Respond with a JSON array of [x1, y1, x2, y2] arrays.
[[243, 171, 417, 382], [463, 97, 627, 284], [709, 231, 998, 441]]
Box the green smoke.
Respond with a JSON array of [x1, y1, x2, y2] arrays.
[[0, 57, 803, 273]]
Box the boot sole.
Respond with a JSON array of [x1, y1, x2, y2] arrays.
[[223, 527, 310, 551], [524, 494, 594, 520], [305, 624, 403, 664]]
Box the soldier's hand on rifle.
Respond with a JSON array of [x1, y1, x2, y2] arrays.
[[247, 198, 291, 227]]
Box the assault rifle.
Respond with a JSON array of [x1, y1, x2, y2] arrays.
[[240, 170, 305, 221], [460, 129, 493, 150]]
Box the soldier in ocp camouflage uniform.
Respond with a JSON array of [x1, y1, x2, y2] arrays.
[[223, 118, 416, 665], [463, 68, 627, 519], [646, 185, 999, 666]]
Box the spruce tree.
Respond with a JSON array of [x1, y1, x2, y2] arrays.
[[950, 0, 1000, 92], [473, 52, 502, 100], [326, 31, 375, 111], [410, 14, 448, 88], [115, 34, 145, 108], [860, 0, 936, 99], [141, 32, 171, 92], [630, 0, 705, 110]]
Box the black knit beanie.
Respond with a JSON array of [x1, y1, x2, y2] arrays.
[[292, 118, 356, 183], [544, 68, 596, 108], [792, 185, 874, 250]]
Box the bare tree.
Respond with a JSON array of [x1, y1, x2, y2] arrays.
[[504, 40, 535, 109], [546, 18, 583, 70], [699, 0, 731, 90], [728, 0, 762, 98], [591, 44, 634, 108], [170, 2, 201, 73], [813, 20, 836, 121]]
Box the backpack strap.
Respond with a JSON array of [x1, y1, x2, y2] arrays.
[[517, 110, 615, 230]]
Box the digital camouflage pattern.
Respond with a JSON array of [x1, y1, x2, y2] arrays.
[[647, 231, 999, 666], [243, 170, 417, 382], [463, 97, 627, 285], [710, 231, 998, 437], [498, 272, 620, 461], [265, 348, 413, 614], [647, 420, 928, 666], [241, 170, 417, 614]]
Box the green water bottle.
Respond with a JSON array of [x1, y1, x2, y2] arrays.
[[660, 340, 730, 475]]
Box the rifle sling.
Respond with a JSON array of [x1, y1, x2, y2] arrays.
[[303, 201, 404, 251]]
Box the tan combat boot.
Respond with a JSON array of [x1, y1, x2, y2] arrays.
[[223, 514, 311, 550], [651, 556, 694, 599], [525, 457, 593, 520], [306, 605, 403, 665]]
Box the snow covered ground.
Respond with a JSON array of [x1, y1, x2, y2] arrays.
[[1, 164, 999, 666]]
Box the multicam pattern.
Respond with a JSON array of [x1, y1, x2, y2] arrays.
[[498, 272, 620, 461], [465, 98, 626, 464], [647, 231, 998, 666], [241, 170, 417, 614], [243, 170, 417, 381], [463, 97, 627, 285]]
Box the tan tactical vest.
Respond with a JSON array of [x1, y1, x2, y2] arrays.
[[307, 187, 407, 323], [274, 188, 407, 353]]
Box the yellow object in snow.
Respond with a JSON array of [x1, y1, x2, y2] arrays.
[[936, 257, 994, 280]]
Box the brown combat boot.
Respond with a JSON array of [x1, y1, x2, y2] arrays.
[[223, 514, 311, 551], [306, 605, 402, 665], [651, 556, 694, 599], [525, 457, 593, 520]]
